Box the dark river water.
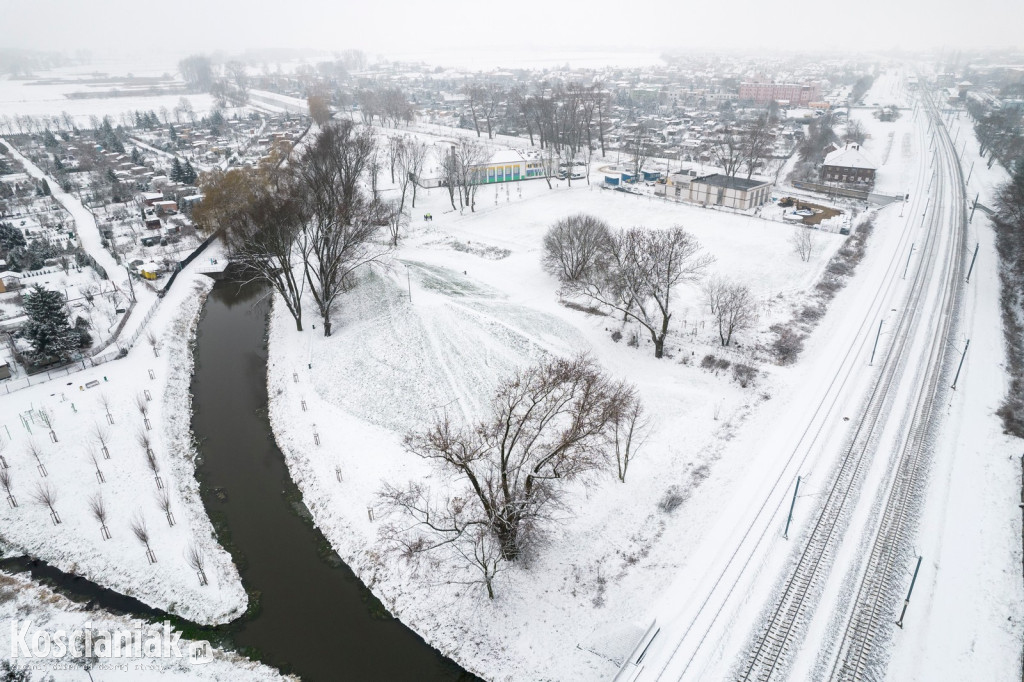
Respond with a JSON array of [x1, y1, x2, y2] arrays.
[[189, 280, 476, 681], [0, 280, 478, 680]]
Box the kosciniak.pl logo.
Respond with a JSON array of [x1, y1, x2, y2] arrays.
[[9, 619, 213, 666]]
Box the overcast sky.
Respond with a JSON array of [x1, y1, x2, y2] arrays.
[[4, 0, 1022, 62]]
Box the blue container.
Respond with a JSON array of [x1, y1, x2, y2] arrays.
[[605, 176, 620, 186]]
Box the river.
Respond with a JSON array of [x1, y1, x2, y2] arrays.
[[188, 280, 474, 681]]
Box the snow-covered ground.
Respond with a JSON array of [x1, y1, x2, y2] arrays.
[[0, 571, 287, 680], [0, 258, 247, 625], [0, 76, 216, 130], [262, 168, 848, 680], [882, 108, 1024, 682]]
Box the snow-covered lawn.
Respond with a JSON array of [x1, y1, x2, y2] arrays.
[[0, 571, 287, 681], [264, 179, 847, 680], [0, 265, 247, 626]]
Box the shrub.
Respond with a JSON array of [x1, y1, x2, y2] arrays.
[[732, 363, 757, 388], [700, 354, 717, 369], [769, 324, 806, 365], [658, 486, 684, 513]]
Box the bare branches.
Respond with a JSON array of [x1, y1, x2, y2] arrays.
[[299, 122, 389, 336], [135, 392, 149, 418], [155, 489, 175, 527], [87, 448, 106, 484], [542, 214, 613, 283], [130, 513, 156, 563], [789, 227, 816, 262], [146, 329, 160, 356], [31, 481, 60, 524], [566, 226, 714, 358], [1, 468, 16, 508], [703, 277, 757, 346], [92, 424, 111, 459], [88, 493, 111, 539], [98, 393, 114, 424], [612, 391, 648, 483], [185, 542, 208, 586], [382, 354, 642, 598]]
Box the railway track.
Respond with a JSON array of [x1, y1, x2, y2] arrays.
[[826, 92, 967, 682], [737, 92, 966, 682]]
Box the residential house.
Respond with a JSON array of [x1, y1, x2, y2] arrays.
[[821, 143, 877, 186]]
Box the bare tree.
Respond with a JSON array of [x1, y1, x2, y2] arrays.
[[741, 114, 775, 180], [87, 448, 106, 484], [381, 355, 641, 598], [130, 514, 156, 563], [627, 124, 652, 179], [37, 408, 57, 442], [789, 227, 816, 262], [185, 542, 209, 586], [404, 141, 430, 208], [92, 424, 111, 459], [542, 213, 613, 282], [155, 489, 175, 526], [98, 393, 114, 424], [452, 138, 490, 212], [32, 481, 60, 525], [386, 136, 405, 184], [135, 392, 149, 419], [26, 440, 47, 477], [146, 329, 159, 356], [196, 165, 309, 331], [844, 119, 867, 145], [1, 468, 16, 508], [713, 126, 744, 178], [88, 493, 111, 539], [298, 122, 390, 336], [704, 277, 757, 346], [569, 227, 714, 358]]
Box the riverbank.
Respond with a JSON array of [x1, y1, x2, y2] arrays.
[[0, 266, 247, 626], [189, 280, 470, 681], [0, 570, 288, 680]]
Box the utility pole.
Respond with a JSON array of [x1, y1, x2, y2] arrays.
[[951, 339, 970, 390], [922, 196, 930, 218], [965, 243, 979, 283], [407, 265, 412, 303], [903, 243, 915, 279], [896, 555, 923, 629], [966, 161, 974, 185], [784, 476, 801, 540], [870, 319, 884, 366], [969, 192, 980, 223]]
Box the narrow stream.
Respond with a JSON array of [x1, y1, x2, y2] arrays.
[[189, 280, 474, 681]]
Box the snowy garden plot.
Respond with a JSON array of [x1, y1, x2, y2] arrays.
[[0, 274, 246, 626], [263, 182, 846, 680]]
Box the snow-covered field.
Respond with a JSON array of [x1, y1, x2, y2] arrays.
[[0, 75, 216, 130], [0, 267, 247, 626], [263, 173, 848, 680]]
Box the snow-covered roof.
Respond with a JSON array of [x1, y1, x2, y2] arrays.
[[487, 149, 527, 166], [823, 144, 877, 170]]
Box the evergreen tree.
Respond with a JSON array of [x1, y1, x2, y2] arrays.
[[37, 179, 51, 196], [53, 155, 64, 171], [131, 147, 143, 165], [170, 157, 184, 183], [21, 285, 80, 363], [169, 124, 177, 143], [182, 160, 197, 185]]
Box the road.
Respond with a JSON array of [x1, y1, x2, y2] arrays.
[[617, 86, 968, 682], [3, 138, 122, 279]]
